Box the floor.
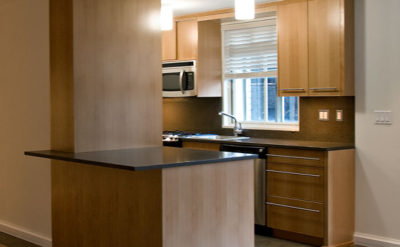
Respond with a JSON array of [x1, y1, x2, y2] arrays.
[[0, 232, 39, 247], [0, 232, 363, 247], [255, 235, 312, 247], [0, 232, 312, 247]]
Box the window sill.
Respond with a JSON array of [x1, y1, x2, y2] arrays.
[[223, 123, 299, 132]]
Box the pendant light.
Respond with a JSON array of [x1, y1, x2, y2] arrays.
[[161, 4, 173, 31], [235, 0, 255, 20]]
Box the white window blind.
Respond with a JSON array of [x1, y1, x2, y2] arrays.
[[222, 17, 277, 79], [221, 15, 299, 131]]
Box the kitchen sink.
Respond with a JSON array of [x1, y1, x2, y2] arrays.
[[182, 135, 250, 141]]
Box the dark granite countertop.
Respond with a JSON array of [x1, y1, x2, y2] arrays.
[[180, 136, 355, 151], [25, 146, 257, 171]]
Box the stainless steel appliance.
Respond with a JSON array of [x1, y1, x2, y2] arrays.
[[162, 131, 197, 147], [219, 144, 267, 226], [162, 61, 196, 97]]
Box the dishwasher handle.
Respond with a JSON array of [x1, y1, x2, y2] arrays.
[[220, 144, 267, 158]]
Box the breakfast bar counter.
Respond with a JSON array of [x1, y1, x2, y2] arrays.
[[25, 147, 256, 247], [25, 146, 256, 171]]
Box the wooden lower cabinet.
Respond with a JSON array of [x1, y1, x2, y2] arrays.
[[181, 142, 355, 247], [267, 196, 324, 238], [267, 162, 324, 203], [182, 141, 221, 151], [266, 148, 355, 247]]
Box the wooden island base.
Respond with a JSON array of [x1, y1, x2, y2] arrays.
[[51, 159, 254, 247]]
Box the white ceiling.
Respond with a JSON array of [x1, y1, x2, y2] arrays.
[[161, 0, 278, 17]]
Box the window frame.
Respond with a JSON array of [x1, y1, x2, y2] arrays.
[[221, 16, 299, 132]]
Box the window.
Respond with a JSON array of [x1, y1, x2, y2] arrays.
[[222, 16, 299, 131]]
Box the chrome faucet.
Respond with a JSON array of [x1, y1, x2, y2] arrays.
[[219, 112, 243, 136]]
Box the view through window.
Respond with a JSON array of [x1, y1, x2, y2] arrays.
[[222, 16, 299, 130]]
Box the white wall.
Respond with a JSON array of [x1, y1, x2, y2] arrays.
[[355, 0, 400, 246], [0, 0, 51, 246]]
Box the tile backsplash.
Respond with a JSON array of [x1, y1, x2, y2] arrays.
[[163, 96, 354, 143]]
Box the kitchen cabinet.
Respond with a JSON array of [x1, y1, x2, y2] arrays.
[[267, 195, 324, 238], [177, 20, 198, 60], [162, 23, 176, 61], [266, 147, 355, 246], [161, 20, 198, 61], [277, 0, 354, 97], [308, 0, 354, 96], [267, 162, 324, 202], [182, 141, 220, 151], [182, 139, 355, 245], [197, 20, 222, 97], [277, 0, 309, 97], [162, 19, 222, 97]]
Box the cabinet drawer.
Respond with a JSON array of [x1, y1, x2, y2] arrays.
[[267, 163, 324, 202], [267, 148, 325, 167], [266, 196, 324, 238]]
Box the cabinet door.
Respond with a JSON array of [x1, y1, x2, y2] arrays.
[[177, 20, 198, 60], [308, 0, 342, 96], [197, 20, 222, 97], [278, 0, 309, 96], [162, 23, 176, 61]]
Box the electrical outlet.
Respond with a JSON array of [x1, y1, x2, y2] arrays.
[[319, 110, 329, 121], [374, 110, 392, 125], [336, 110, 343, 121]]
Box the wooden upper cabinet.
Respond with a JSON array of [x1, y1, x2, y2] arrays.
[[177, 20, 198, 60], [277, 0, 309, 97], [162, 23, 177, 61], [276, 0, 354, 97], [197, 20, 222, 97], [162, 19, 222, 97], [308, 0, 354, 96]]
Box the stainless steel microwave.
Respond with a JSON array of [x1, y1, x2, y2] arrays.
[[162, 61, 196, 97]]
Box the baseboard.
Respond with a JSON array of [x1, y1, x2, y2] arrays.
[[0, 220, 52, 247], [354, 232, 400, 247]]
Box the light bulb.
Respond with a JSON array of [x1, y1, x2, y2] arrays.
[[235, 0, 255, 20], [161, 4, 173, 31]]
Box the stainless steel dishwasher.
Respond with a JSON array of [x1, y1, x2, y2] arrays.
[[220, 144, 267, 226]]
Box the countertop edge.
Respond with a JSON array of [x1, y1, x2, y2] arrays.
[[25, 151, 140, 171], [180, 137, 355, 151], [25, 150, 258, 171]]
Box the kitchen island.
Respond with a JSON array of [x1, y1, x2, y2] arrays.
[[26, 147, 256, 247]]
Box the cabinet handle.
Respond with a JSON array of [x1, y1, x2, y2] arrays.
[[266, 202, 320, 213], [309, 87, 338, 92], [280, 88, 306, 92], [266, 154, 320, 161], [266, 169, 321, 178]]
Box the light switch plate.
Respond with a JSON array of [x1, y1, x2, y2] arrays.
[[374, 110, 392, 125], [319, 109, 329, 121]]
